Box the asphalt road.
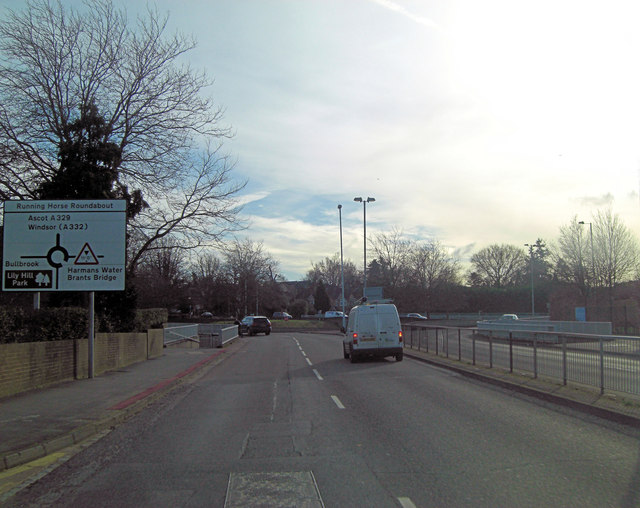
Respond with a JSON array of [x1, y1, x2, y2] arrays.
[[7, 333, 640, 507]]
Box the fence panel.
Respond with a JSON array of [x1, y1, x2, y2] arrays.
[[404, 324, 640, 396]]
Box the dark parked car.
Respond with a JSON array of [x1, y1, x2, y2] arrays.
[[239, 316, 272, 336]]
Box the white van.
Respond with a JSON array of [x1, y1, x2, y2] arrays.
[[343, 302, 403, 362]]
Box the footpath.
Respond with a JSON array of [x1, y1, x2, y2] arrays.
[[0, 343, 242, 474], [2, 337, 640, 478]]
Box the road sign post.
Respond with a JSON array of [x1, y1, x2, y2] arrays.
[[3, 200, 127, 377]]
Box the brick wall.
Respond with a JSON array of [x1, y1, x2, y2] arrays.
[[0, 330, 165, 399], [0, 340, 76, 398]]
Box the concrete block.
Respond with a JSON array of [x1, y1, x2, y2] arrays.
[[43, 434, 74, 454], [4, 444, 46, 469], [72, 424, 97, 444]]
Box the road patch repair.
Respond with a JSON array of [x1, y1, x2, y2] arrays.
[[225, 472, 324, 508]]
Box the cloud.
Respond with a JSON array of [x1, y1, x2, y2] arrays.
[[452, 243, 476, 262], [235, 190, 271, 207], [577, 193, 615, 208], [367, 0, 439, 30]]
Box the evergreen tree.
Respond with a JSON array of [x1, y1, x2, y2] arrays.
[[37, 102, 146, 218], [314, 280, 331, 313]]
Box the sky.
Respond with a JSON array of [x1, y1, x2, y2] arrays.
[[6, 0, 640, 281]]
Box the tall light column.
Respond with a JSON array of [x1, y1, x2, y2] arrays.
[[354, 196, 375, 298], [338, 204, 345, 330]]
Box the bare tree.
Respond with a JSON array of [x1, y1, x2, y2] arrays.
[[190, 251, 233, 315], [592, 209, 639, 316], [552, 216, 590, 298], [369, 228, 412, 289], [408, 240, 460, 314], [306, 254, 359, 293], [469, 244, 527, 288], [0, 0, 245, 273], [306, 254, 343, 287], [223, 239, 284, 316], [135, 238, 188, 309]]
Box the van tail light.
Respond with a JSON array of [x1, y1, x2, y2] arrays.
[[398, 331, 403, 342], [352, 332, 358, 344]]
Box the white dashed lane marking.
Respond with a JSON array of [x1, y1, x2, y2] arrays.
[[331, 395, 345, 409]]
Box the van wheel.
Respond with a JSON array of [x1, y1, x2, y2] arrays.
[[395, 352, 403, 362], [343, 346, 349, 359], [350, 352, 357, 363]]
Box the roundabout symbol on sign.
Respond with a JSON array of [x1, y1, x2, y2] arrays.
[[21, 233, 104, 289]]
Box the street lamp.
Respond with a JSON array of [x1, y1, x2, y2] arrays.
[[524, 243, 535, 317], [338, 204, 346, 330], [354, 196, 375, 298], [579, 220, 596, 316]]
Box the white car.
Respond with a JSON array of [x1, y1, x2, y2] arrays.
[[325, 310, 347, 318], [499, 313, 519, 321], [272, 311, 292, 320]]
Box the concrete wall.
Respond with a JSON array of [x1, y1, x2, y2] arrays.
[[0, 329, 164, 399], [476, 319, 613, 340]]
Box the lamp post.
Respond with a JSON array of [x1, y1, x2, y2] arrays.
[[354, 196, 375, 298], [338, 204, 346, 330], [524, 243, 535, 317], [579, 220, 596, 317]]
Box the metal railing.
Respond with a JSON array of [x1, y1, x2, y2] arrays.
[[198, 324, 239, 347], [163, 324, 200, 345], [404, 324, 640, 396], [163, 323, 239, 347]]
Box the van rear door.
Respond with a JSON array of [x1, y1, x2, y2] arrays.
[[376, 305, 401, 349], [353, 307, 378, 352]]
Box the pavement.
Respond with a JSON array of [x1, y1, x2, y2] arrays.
[[0, 344, 240, 473], [2, 336, 640, 478]]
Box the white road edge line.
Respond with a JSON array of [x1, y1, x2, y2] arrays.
[[313, 369, 323, 381], [397, 497, 417, 508], [305, 357, 312, 366], [331, 395, 345, 409]]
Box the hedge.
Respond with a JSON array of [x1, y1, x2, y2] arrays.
[[0, 306, 168, 344]]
